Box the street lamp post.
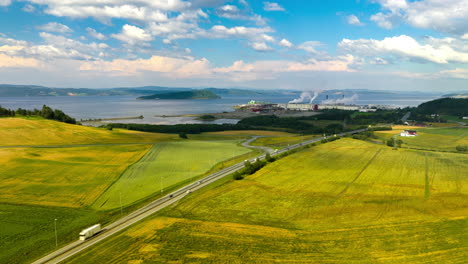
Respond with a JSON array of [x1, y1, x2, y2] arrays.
[[54, 218, 58, 248]]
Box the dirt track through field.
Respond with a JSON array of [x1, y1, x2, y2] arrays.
[[335, 149, 382, 198]]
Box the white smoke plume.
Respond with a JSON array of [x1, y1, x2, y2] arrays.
[[289, 90, 321, 104], [322, 94, 359, 105]]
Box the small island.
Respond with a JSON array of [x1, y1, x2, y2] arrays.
[[137, 90, 221, 100]]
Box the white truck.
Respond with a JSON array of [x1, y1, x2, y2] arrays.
[[79, 224, 101, 241]]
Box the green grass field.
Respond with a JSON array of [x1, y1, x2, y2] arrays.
[[93, 140, 250, 210], [376, 126, 468, 152], [65, 139, 468, 264], [0, 204, 103, 264]]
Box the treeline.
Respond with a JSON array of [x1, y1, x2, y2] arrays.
[[107, 123, 251, 134], [417, 98, 467, 117], [238, 115, 351, 134], [302, 109, 405, 125], [238, 113, 392, 134], [0, 105, 77, 124]]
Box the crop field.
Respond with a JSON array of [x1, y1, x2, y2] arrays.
[[0, 144, 151, 207], [376, 126, 468, 152], [66, 139, 467, 264], [93, 140, 250, 210], [0, 118, 177, 146]]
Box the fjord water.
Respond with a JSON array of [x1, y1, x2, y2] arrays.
[[0, 92, 439, 125]]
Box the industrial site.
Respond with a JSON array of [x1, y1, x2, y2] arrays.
[[234, 91, 397, 114]]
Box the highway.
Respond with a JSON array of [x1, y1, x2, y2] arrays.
[[31, 128, 367, 264]]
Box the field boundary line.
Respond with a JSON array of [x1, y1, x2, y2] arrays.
[[90, 143, 159, 209], [335, 148, 382, 198]]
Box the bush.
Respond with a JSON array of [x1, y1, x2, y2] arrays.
[[179, 132, 188, 139], [265, 152, 275, 162], [455, 145, 467, 152], [199, 114, 216, 120], [232, 171, 244, 180]]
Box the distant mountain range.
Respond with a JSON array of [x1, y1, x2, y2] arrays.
[[0, 84, 449, 99], [0, 84, 279, 97]]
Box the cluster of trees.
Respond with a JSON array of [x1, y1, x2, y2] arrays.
[[233, 159, 268, 180], [416, 98, 467, 117], [455, 145, 467, 152], [320, 136, 341, 144], [0, 105, 76, 124], [386, 137, 403, 148], [351, 131, 377, 141], [350, 111, 404, 125], [0, 105, 15, 117], [238, 115, 351, 134]]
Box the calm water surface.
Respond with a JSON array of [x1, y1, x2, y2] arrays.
[[0, 93, 440, 125]]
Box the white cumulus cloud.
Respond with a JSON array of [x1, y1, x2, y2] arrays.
[[278, 38, 293, 48], [111, 24, 153, 45], [263, 2, 285, 12], [250, 42, 273, 52], [371, 0, 468, 35], [347, 15, 364, 26], [86, 28, 107, 40], [37, 22, 73, 34], [0, 0, 11, 6], [339, 35, 468, 64]]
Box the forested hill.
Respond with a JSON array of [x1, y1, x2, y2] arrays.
[[137, 90, 221, 100], [417, 98, 468, 116]]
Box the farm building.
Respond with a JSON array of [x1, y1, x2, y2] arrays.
[[400, 130, 417, 137]]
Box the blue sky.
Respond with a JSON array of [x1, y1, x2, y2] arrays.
[[0, 0, 467, 91]]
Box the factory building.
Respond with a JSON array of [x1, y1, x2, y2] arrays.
[[234, 100, 394, 113], [276, 103, 318, 111]]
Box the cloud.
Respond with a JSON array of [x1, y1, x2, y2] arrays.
[[439, 68, 468, 79], [369, 57, 390, 65], [297, 41, 323, 54], [339, 35, 468, 64], [0, 0, 11, 6], [278, 38, 293, 48], [86, 28, 107, 40], [347, 15, 364, 26], [263, 2, 285, 12], [22, 4, 36, 12], [370, 12, 398, 29], [0, 33, 109, 61], [250, 42, 273, 52], [80, 55, 212, 78], [37, 22, 73, 34], [371, 0, 468, 35], [215, 3, 267, 25], [111, 24, 153, 45], [213, 55, 356, 81], [0, 53, 41, 68]]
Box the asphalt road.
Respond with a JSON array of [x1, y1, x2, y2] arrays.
[[31, 128, 367, 264]]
